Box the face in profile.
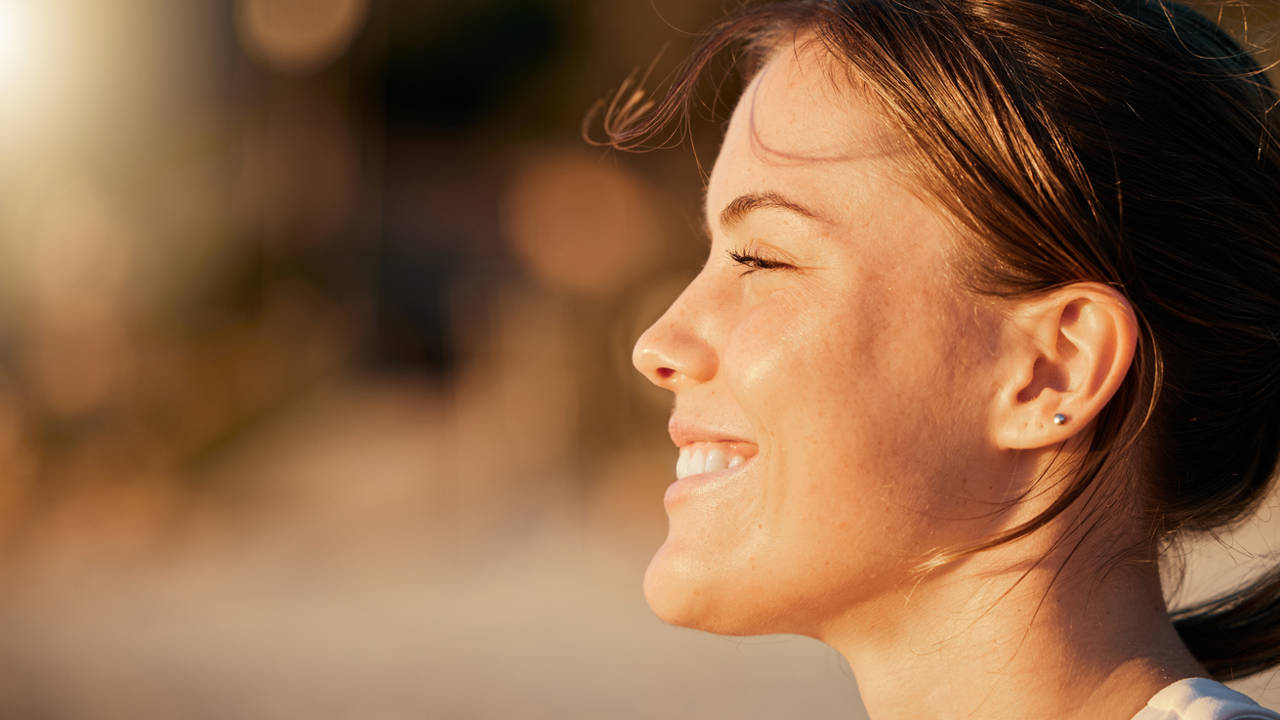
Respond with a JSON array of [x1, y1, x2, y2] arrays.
[[631, 41, 1013, 639]]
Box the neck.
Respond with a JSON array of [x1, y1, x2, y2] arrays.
[[820, 540, 1205, 720]]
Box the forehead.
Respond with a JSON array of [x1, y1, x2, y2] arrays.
[[707, 40, 906, 223]]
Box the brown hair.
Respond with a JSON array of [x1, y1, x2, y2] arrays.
[[595, 0, 1280, 681]]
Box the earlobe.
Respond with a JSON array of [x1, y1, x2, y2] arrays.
[[992, 283, 1138, 451]]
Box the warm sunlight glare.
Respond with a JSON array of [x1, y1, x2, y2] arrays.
[[0, 2, 35, 93]]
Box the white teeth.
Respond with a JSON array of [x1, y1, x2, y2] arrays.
[[704, 447, 727, 474], [675, 445, 751, 479]]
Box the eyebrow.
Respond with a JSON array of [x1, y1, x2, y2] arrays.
[[707, 190, 829, 236]]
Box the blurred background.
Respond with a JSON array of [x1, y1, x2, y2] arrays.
[[0, 0, 1274, 717]]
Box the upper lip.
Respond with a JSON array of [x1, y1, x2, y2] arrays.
[[668, 416, 755, 448]]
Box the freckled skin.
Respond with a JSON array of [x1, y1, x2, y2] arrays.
[[633, 44, 1010, 638]]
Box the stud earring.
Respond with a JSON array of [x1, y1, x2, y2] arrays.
[[1053, 413, 1067, 425]]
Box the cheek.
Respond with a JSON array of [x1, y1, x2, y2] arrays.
[[722, 284, 867, 491], [720, 286, 894, 534], [724, 279, 921, 464], [722, 287, 812, 401], [722, 277, 983, 545]]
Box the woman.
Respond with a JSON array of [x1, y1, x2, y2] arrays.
[[604, 1, 1280, 718]]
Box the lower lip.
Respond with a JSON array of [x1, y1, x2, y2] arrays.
[[663, 457, 756, 508]]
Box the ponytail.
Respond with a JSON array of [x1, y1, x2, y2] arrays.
[[1175, 565, 1280, 680]]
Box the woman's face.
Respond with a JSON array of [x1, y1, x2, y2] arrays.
[[632, 43, 1011, 637]]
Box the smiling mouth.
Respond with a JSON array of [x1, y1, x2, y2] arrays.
[[675, 442, 758, 480]]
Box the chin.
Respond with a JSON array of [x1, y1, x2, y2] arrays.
[[643, 543, 777, 636], [643, 543, 720, 630]]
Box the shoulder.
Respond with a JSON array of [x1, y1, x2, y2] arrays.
[[1131, 678, 1280, 720]]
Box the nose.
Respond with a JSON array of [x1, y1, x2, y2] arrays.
[[632, 290, 718, 391]]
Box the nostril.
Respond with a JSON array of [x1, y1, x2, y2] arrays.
[[655, 367, 675, 380]]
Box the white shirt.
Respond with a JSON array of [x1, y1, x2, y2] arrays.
[[1131, 678, 1280, 720]]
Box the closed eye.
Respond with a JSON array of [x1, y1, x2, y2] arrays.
[[727, 249, 795, 275]]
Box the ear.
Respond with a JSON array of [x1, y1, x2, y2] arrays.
[[991, 282, 1138, 450]]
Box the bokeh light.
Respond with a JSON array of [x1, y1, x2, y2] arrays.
[[502, 149, 664, 296], [236, 0, 370, 74]]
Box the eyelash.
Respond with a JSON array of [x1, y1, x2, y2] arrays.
[[727, 249, 794, 275]]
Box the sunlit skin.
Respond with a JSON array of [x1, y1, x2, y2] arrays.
[[633, 40, 1204, 720]]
